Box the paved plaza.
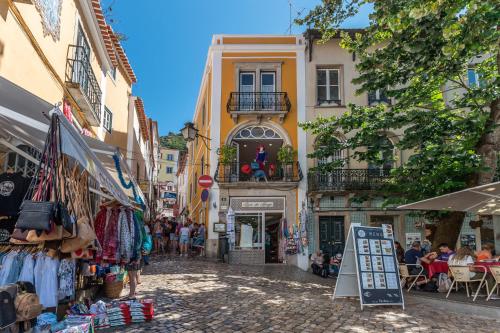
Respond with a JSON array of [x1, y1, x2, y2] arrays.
[[118, 257, 500, 333]]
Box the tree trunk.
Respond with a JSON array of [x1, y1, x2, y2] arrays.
[[429, 211, 465, 250], [474, 47, 500, 185]]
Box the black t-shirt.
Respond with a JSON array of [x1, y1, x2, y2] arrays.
[[0, 172, 31, 216]]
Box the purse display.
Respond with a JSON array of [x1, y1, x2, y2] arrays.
[[16, 200, 55, 232]]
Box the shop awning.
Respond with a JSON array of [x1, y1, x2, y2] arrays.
[[0, 76, 146, 208], [398, 182, 500, 215]]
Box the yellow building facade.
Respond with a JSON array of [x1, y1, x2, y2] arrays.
[[0, 0, 157, 215], [187, 35, 308, 268]]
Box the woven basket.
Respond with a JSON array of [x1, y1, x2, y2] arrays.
[[104, 280, 124, 299]]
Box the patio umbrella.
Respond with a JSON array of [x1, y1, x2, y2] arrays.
[[398, 182, 500, 215], [226, 207, 235, 250]]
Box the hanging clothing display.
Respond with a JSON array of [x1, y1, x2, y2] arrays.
[[93, 206, 144, 264], [17, 253, 35, 284], [58, 258, 75, 301]]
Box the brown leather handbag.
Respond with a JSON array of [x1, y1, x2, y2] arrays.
[[15, 293, 42, 322]]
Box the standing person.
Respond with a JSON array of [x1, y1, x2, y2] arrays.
[[179, 223, 191, 257], [163, 221, 172, 254], [153, 219, 164, 254], [193, 223, 206, 256], [161, 218, 169, 253], [170, 219, 178, 254], [142, 222, 152, 265]]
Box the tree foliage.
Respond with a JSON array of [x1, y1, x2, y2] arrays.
[[298, 0, 500, 204], [160, 132, 187, 151]]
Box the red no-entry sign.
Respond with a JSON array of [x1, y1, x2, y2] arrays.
[[198, 175, 213, 188]]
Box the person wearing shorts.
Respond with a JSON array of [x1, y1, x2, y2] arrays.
[[179, 223, 190, 257]]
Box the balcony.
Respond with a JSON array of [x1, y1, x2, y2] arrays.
[[226, 92, 291, 123], [308, 168, 392, 193], [65, 45, 102, 126], [215, 161, 303, 189]]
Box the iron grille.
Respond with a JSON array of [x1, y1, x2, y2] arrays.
[[65, 45, 102, 122], [227, 92, 291, 113], [308, 168, 392, 192]]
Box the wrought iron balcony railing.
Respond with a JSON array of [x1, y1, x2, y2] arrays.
[[227, 92, 291, 121], [65, 45, 102, 125], [215, 161, 302, 183], [308, 168, 392, 192]]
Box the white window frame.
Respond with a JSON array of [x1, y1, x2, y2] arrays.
[[316, 68, 341, 105], [166, 167, 173, 174], [103, 107, 112, 132], [167, 154, 174, 161]]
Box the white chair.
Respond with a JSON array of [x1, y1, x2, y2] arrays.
[[447, 265, 489, 301], [486, 266, 500, 301], [399, 264, 427, 291]]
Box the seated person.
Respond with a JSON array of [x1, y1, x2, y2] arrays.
[[310, 250, 324, 275], [404, 241, 426, 273], [403, 241, 428, 288], [436, 243, 455, 261], [420, 242, 456, 264], [476, 243, 495, 261], [448, 246, 480, 278], [330, 253, 342, 275]]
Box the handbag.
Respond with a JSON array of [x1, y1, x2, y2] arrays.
[[16, 115, 60, 232], [60, 216, 96, 253], [26, 225, 63, 242], [15, 200, 55, 232], [0, 284, 17, 329], [15, 293, 42, 322]]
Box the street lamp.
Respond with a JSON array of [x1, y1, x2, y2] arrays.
[[180, 122, 211, 150]]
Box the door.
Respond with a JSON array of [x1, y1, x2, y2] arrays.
[[319, 216, 345, 256], [260, 72, 276, 110], [239, 72, 255, 110]]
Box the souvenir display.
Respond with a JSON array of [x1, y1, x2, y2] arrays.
[[0, 113, 150, 331]]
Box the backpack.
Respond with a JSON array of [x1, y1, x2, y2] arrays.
[[422, 280, 438, 292], [437, 273, 452, 293]]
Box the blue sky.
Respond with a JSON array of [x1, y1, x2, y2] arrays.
[[107, 0, 371, 136]]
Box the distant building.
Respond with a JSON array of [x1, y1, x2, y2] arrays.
[[158, 147, 179, 218]]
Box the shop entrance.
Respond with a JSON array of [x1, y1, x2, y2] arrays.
[[319, 216, 345, 256], [265, 213, 283, 263]]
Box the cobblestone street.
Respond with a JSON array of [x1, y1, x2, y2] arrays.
[[115, 256, 500, 333]]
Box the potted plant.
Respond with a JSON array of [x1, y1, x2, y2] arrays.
[[218, 144, 237, 181], [277, 145, 296, 181]]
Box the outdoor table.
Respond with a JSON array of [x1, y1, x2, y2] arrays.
[[421, 260, 449, 278], [475, 261, 500, 273]]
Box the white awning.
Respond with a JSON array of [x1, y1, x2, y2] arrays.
[[398, 182, 500, 215], [0, 76, 147, 209]]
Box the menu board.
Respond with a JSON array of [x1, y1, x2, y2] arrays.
[[352, 226, 403, 307]]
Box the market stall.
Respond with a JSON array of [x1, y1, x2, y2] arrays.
[[0, 78, 154, 332]]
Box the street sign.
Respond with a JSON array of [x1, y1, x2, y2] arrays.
[[198, 175, 213, 188], [201, 189, 209, 202], [333, 224, 404, 310]]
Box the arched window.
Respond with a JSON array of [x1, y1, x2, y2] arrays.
[[233, 125, 282, 140]]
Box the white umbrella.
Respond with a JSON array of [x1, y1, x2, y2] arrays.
[[398, 182, 500, 215], [226, 207, 235, 250]]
